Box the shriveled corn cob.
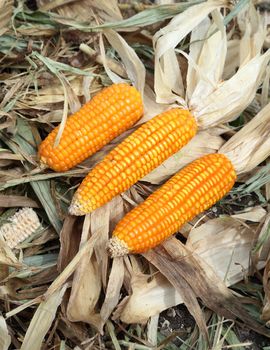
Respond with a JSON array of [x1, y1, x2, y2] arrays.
[[69, 108, 197, 215], [39, 83, 143, 172], [108, 153, 236, 256], [0, 208, 40, 249]]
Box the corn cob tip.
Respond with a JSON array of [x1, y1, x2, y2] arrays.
[[68, 200, 86, 216], [107, 237, 129, 257]]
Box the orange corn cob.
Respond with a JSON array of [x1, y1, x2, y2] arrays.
[[69, 108, 197, 215], [38, 83, 143, 172], [108, 153, 236, 256]]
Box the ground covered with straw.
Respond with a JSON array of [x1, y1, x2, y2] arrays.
[[0, 0, 270, 349]]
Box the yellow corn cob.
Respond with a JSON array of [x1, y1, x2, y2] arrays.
[[108, 153, 236, 256], [69, 108, 197, 215], [38, 83, 143, 172]]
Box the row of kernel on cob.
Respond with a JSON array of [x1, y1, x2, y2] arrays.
[[38, 81, 270, 255]]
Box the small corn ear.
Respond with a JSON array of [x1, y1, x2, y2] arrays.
[[69, 108, 197, 215], [0, 208, 41, 249], [109, 153, 236, 256], [39, 83, 143, 172]]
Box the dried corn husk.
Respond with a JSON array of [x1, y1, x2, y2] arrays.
[[21, 284, 68, 350], [238, 3, 266, 66], [66, 214, 102, 330], [219, 102, 270, 174], [100, 29, 146, 96], [154, 1, 270, 129], [154, 0, 228, 104], [0, 316, 11, 350], [118, 211, 267, 324]]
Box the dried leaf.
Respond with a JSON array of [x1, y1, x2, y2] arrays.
[[220, 102, 270, 174], [100, 257, 124, 325], [223, 39, 240, 79], [117, 273, 183, 324], [67, 215, 102, 329], [230, 206, 266, 222], [145, 238, 270, 337], [91, 203, 110, 287], [238, 3, 266, 65], [21, 284, 68, 350], [0, 316, 11, 350], [0, 195, 39, 208], [58, 215, 82, 272], [193, 49, 270, 128], [0, 0, 13, 31], [188, 10, 227, 104], [100, 29, 145, 96], [119, 214, 268, 324], [154, 0, 227, 104]]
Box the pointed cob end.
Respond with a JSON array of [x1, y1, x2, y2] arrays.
[[107, 237, 129, 257], [69, 198, 87, 216]]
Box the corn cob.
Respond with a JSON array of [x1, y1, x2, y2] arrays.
[[108, 153, 236, 256], [38, 83, 143, 172], [0, 208, 41, 249], [69, 108, 197, 215]]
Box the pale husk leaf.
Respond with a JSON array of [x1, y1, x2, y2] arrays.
[[223, 39, 240, 80], [188, 10, 227, 105], [219, 101, 270, 174], [144, 238, 270, 337], [67, 214, 102, 329], [119, 213, 266, 324], [230, 206, 267, 222], [0, 316, 11, 350], [193, 49, 270, 128], [238, 3, 265, 65], [91, 203, 111, 287], [21, 283, 68, 350], [100, 257, 125, 326], [153, 0, 227, 104], [186, 17, 211, 100], [118, 273, 183, 324], [142, 130, 224, 184], [101, 29, 146, 96]]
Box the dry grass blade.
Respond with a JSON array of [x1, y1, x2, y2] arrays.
[[21, 284, 68, 350], [0, 0, 13, 32], [0, 195, 39, 208], [144, 238, 270, 338], [0, 316, 11, 350]]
